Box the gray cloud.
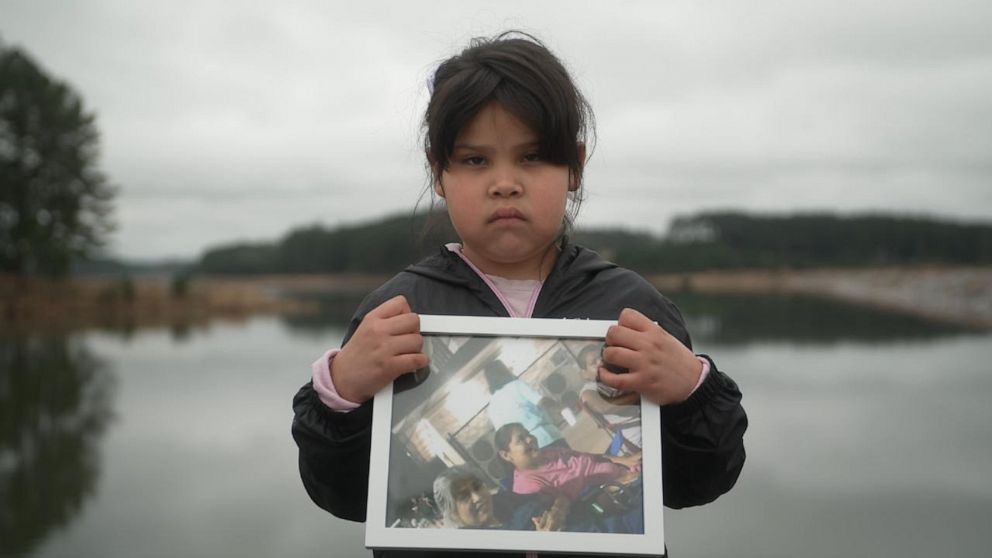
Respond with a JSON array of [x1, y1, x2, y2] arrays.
[[2, 0, 990, 258]]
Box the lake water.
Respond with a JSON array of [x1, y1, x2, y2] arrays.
[[3, 293, 991, 557]]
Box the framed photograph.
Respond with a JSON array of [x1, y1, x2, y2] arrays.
[[366, 315, 664, 555]]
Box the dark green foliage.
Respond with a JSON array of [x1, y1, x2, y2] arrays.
[[195, 210, 992, 275], [556, 211, 991, 272], [197, 211, 458, 275], [0, 41, 115, 277], [198, 242, 279, 275], [662, 212, 992, 271]]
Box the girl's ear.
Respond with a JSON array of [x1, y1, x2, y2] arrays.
[[497, 449, 510, 462], [428, 153, 445, 197], [568, 142, 587, 192]]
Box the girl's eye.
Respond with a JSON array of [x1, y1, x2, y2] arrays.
[[522, 152, 542, 162], [463, 156, 485, 166]]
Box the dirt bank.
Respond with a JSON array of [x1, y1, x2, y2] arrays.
[[648, 266, 992, 329]]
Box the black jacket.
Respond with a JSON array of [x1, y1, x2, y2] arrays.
[[291, 244, 747, 557]]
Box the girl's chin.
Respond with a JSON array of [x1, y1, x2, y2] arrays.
[[469, 235, 558, 256]]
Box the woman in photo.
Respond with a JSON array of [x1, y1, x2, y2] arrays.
[[433, 465, 578, 532]]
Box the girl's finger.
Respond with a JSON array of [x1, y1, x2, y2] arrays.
[[381, 312, 422, 335], [388, 353, 430, 376], [605, 324, 648, 352], [617, 308, 654, 331], [618, 308, 681, 344], [601, 345, 640, 370], [598, 366, 646, 393], [368, 295, 412, 318], [388, 332, 425, 355]]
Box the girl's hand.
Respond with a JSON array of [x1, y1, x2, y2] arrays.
[[532, 497, 570, 531], [598, 308, 702, 406], [606, 451, 642, 470], [331, 295, 429, 403]]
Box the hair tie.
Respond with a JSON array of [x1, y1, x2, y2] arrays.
[[425, 62, 440, 95]]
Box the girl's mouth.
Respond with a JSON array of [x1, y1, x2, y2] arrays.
[[489, 207, 525, 222]]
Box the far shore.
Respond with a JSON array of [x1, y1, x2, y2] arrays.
[[3, 266, 990, 331], [647, 266, 992, 329]]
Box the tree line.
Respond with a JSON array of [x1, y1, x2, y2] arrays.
[[195, 210, 992, 275], [1, 40, 115, 277], [577, 212, 992, 272], [197, 212, 459, 275]]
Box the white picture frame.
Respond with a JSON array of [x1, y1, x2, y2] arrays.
[[366, 315, 664, 555]]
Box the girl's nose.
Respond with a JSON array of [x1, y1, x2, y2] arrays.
[[488, 164, 523, 198]]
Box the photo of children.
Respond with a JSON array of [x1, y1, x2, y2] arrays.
[[384, 333, 644, 534]]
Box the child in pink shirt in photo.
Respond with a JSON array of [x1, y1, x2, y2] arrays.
[[495, 423, 641, 501]]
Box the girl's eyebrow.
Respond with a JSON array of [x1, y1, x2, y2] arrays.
[[452, 141, 540, 151]]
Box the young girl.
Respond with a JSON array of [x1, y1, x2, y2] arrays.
[[494, 422, 641, 501], [292, 31, 747, 557]]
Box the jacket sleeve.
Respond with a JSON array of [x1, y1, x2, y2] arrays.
[[292, 381, 374, 521], [644, 288, 747, 509], [290, 301, 380, 522], [659, 354, 747, 509]]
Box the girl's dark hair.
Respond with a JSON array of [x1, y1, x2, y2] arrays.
[[483, 359, 515, 392], [493, 422, 526, 455], [423, 31, 595, 234]]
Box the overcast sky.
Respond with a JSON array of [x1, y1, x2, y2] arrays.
[[2, 0, 991, 260]]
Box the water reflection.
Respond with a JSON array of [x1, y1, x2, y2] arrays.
[[277, 290, 977, 345], [4, 291, 988, 558], [0, 335, 116, 557], [278, 293, 365, 333]]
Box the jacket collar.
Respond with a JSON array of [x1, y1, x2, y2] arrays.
[[535, 240, 617, 316], [403, 239, 618, 317]]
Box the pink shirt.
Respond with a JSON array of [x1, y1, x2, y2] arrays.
[[512, 446, 634, 501]]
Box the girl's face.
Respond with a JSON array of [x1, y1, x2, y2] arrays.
[[435, 102, 578, 280], [452, 476, 495, 527], [498, 426, 541, 470]]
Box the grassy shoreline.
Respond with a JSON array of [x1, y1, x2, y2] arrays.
[[0, 274, 323, 332], [3, 266, 990, 331]]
